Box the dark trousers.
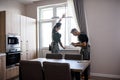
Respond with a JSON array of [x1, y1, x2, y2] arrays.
[[71, 71, 80, 80], [80, 44, 90, 60], [73, 45, 90, 80]]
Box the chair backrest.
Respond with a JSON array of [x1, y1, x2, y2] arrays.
[[64, 54, 81, 60], [43, 62, 71, 80], [19, 60, 44, 80], [46, 53, 63, 59]]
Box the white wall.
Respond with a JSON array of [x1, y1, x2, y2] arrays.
[[26, 0, 120, 78], [84, 0, 120, 78], [0, 0, 25, 15], [25, 0, 66, 19]]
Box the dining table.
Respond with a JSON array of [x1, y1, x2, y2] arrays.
[[32, 58, 90, 80]]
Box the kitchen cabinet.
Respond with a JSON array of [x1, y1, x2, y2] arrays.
[[0, 11, 21, 53], [1, 11, 21, 35], [0, 11, 21, 80], [6, 66, 19, 80], [20, 15, 37, 60], [0, 11, 37, 79], [0, 54, 6, 80], [0, 11, 6, 52], [0, 11, 37, 59]]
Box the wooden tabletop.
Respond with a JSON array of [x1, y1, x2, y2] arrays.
[[32, 58, 90, 72]]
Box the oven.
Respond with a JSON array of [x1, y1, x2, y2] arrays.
[[6, 52, 21, 66]]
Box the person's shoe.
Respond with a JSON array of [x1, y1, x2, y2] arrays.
[[81, 75, 91, 79], [81, 75, 84, 79], [88, 75, 91, 79]]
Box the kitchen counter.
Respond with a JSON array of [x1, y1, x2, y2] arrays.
[[0, 53, 6, 80], [0, 53, 6, 57]]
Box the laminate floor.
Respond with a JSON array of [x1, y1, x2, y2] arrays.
[[89, 76, 120, 80], [12, 76, 120, 80]]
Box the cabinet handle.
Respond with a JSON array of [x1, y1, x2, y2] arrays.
[[21, 41, 23, 51], [26, 41, 29, 51]]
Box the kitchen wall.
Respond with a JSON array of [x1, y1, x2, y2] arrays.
[[25, 0, 120, 78], [84, 0, 120, 78], [0, 0, 25, 15], [25, 0, 66, 19]]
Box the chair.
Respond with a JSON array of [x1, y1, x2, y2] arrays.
[[43, 61, 71, 80], [64, 54, 81, 60], [46, 53, 63, 59], [64, 54, 81, 80], [19, 60, 44, 80]]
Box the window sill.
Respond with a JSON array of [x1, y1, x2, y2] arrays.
[[60, 48, 80, 51]]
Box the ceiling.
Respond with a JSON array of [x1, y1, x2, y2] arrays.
[[19, 0, 42, 4], [13, 0, 42, 4]]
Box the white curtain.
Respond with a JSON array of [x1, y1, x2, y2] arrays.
[[67, 0, 79, 31]]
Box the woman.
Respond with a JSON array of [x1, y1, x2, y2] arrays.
[[51, 14, 65, 53]]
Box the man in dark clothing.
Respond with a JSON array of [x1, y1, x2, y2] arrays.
[[71, 28, 90, 60], [71, 28, 90, 80]]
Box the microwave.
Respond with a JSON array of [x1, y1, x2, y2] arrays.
[[6, 34, 21, 52], [8, 37, 19, 44]]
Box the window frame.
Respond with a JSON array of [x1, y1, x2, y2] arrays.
[[38, 3, 79, 50]]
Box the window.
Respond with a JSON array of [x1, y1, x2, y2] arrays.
[[40, 22, 52, 47], [38, 3, 78, 49], [40, 8, 53, 20]]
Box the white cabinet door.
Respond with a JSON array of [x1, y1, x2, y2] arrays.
[[20, 15, 27, 60], [6, 12, 20, 35], [20, 16, 37, 60], [26, 17, 36, 60]]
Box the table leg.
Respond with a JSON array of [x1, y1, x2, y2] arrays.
[[74, 72, 81, 80], [84, 65, 89, 80]]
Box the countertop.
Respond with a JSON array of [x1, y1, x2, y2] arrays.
[[0, 53, 6, 57]]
